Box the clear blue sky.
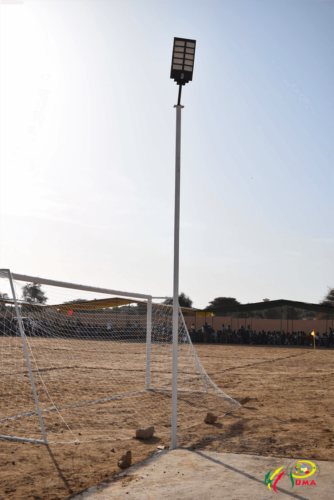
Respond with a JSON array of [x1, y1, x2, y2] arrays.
[[1, 0, 333, 308]]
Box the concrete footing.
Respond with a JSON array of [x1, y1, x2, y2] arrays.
[[69, 449, 334, 500]]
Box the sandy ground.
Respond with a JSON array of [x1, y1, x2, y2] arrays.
[[0, 338, 237, 443], [70, 449, 334, 500], [1, 345, 334, 499]]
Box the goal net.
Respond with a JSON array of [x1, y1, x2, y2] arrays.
[[0, 270, 240, 444]]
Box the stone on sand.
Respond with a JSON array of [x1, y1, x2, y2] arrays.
[[117, 450, 131, 469], [135, 426, 155, 439], [204, 412, 217, 424]]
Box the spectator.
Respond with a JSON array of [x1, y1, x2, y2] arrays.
[[328, 327, 333, 348], [247, 325, 252, 343]]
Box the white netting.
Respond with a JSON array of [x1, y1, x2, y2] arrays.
[[0, 271, 240, 443]]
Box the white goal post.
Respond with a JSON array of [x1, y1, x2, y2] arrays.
[[0, 269, 240, 446]]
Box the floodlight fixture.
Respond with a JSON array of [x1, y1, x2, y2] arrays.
[[170, 37, 196, 105]]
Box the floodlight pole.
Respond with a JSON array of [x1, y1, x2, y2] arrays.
[[171, 87, 183, 450], [145, 297, 152, 390]]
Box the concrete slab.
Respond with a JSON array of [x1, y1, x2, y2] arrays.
[[69, 450, 334, 500]]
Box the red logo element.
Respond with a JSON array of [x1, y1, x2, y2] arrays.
[[273, 471, 286, 492], [68, 310, 73, 316]]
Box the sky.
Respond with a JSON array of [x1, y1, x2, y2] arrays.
[[0, 0, 333, 309]]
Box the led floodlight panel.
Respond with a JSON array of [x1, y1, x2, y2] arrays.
[[170, 37, 196, 85]]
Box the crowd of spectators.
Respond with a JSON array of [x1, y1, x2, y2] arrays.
[[1, 316, 333, 348], [0, 317, 148, 341], [188, 323, 334, 348]]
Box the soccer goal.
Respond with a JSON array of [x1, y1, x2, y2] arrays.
[[0, 269, 240, 444]]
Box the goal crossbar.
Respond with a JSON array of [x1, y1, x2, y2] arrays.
[[9, 271, 152, 300]]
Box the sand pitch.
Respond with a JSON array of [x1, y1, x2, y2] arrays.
[[1, 345, 333, 499]]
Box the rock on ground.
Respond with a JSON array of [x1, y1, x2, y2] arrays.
[[117, 450, 131, 469], [135, 426, 155, 439], [204, 412, 217, 424]]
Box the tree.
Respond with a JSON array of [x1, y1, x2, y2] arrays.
[[205, 297, 241, 317], [319, 287, 334, 308], [206, 297, 240, 309], [318, 286, 334, 319], [163, 292, 193, 308], [22, 284, 48, 305]]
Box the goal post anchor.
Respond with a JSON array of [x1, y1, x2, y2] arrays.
[[8, 270, 48, 445]]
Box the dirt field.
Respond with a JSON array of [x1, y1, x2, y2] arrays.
[[1, 345, 333, 500], [0, 337, 238, 443]]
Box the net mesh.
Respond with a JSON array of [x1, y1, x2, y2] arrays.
[[0, 271, 240, 443]]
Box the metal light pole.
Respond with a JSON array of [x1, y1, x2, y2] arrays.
[[171, 102, 182, 450], [170, 37, 196, 450]]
